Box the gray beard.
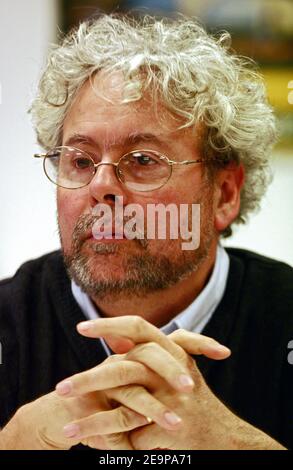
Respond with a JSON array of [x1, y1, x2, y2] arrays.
[[60, 193, 215, 300], [61, 223, 214, 300], [63, 243, 211, 301]]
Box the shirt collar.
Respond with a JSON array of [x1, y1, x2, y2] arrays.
[[161, 244, 229, 335]]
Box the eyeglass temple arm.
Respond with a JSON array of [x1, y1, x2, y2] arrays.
[[169, 158, 206, 166], [170, 157, 226, 166], [34, 153, 46, 159]]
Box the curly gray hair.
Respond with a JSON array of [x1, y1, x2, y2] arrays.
[[30, 14, 277, 237]]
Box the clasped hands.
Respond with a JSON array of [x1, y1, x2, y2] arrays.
[[4, 315, 284, 450], [52, 316, 232, 450]]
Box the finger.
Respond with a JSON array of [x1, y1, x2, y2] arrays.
[[168, 330, 231, 360], [107, 385, 182, 431], [55, 360, 158, 397], [130, 423, 175, 450], [104, 332, 230, 360], [77, 317, 230, 363], [81, 433, 134, 451], [103, 432, 134, 450], [63, 406, 149, 442], [125, 342, 195, 392], [77, 316, 185, 360], [104, 335, 135, 354], [81, 434, 108, 449], [82, 433, 134, 450]]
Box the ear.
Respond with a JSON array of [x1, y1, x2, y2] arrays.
[[214, 163, 245, 233]]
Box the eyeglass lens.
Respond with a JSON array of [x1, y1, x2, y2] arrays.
[[44, 146, 171, 191]]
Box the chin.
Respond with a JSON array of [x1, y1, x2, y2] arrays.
[[89, 256, 127, 277]]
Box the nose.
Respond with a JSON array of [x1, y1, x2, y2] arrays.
[[88, 161, 129, 207]]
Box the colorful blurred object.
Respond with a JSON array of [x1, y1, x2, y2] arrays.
[[61, 0, 293, 144]]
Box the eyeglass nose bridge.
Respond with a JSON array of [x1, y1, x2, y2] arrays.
[[90, 160, 121, 184], [92, 161, 119, 170]]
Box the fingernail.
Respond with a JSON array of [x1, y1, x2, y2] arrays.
[[164, 412, 182, 426], [63, 423, 80, 438], [178, 374, 194, 388], [214, 344, 231, 354], [78, 321, 92, 331], [56, 380, 72, 395]]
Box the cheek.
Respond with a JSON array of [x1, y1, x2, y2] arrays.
[[158, 188, 181, 204], [158, 173, 202, 205], [57, 189, 87, 248], [138, 186, 194, 206], [136, 188, 194, 254]]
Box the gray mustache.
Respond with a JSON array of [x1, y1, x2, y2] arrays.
[[73, 214, 148, 248]]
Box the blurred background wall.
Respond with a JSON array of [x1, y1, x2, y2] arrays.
[[0, 0, 61, 280], [0, 0, 292, 280]]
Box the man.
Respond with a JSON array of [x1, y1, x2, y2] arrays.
[[0, 14, 292, 450]]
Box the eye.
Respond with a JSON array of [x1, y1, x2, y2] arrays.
[[73, 157, 92, 169], [137, 155, 155, 165], [132, 153, 159, 166]]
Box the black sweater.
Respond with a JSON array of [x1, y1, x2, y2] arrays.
[[0, 248, 292, 449]]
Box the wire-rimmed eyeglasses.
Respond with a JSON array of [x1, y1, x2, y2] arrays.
[[34, 146, 217, 192]]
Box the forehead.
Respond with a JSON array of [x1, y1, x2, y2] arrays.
[[63, 71, 203, 152], [64, 71, 180, 131]]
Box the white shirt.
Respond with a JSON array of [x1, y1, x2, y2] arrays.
[[71, 244, 229, 355]]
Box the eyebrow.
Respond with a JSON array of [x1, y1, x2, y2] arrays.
[[63, 132, 172, 151]]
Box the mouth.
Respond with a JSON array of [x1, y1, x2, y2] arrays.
[[91, 232, 127, 242], [85, 226, 128, 242], [77, 221, 145, 246]]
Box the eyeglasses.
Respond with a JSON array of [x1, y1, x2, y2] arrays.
[[34, 146, 216, 192]]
